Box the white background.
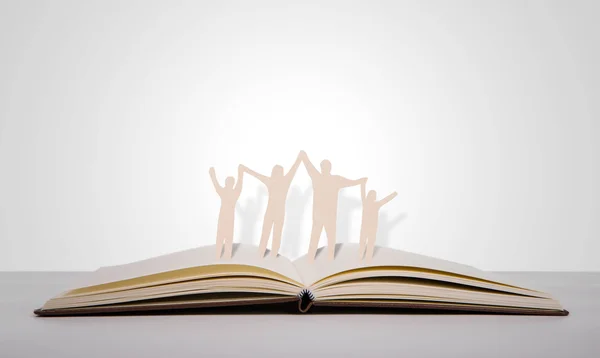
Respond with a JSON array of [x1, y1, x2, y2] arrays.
[[1, 0, 598, 271]]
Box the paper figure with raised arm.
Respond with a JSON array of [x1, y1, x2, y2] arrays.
[[241, 152, 303, 258], [359, 179, 398, 262], [209, 165, 244, 259], [300, 150, 366, 262]]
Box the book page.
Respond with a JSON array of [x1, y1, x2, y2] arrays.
[[77, 244, 303, 288], [293, 243, 529, 288]]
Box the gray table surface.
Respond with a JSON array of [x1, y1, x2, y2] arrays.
[[0, 272, 598, 358]]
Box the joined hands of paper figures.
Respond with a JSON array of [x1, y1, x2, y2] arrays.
[[209, 150, 397, 263]]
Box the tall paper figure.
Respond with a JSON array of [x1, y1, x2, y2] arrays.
[[359, 179, 398, 262], [241, 152, 303, 258], [209, 165, 244, 259], [300, 150, 366, 262]]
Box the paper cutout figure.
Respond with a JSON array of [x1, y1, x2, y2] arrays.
[[300, 150, 366, 262], [241, 152, 303, 258], [207, 150, 400, 264], [209, 165, 244, 259], [358, 179, 397, 262]]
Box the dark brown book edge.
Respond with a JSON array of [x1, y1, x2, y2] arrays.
[[33, 297, 300, 317], [35, 299, 569, 317], [310, 301, 569, 316]]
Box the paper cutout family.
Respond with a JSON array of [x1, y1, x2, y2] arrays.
[[209, 150, 397, 262]]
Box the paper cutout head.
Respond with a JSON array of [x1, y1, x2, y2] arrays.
[[320, 159, 332, 174]]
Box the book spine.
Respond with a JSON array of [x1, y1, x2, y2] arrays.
[[298, 288, 315, 300], [297, 288, 315, 313]]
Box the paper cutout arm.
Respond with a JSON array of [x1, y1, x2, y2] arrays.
[[337, 176, 367, 189], [233, 165, 244, 198], [209, 167, 223, 196], [241, 165, 269, 185], [285, 152, 303, 180], [377, 191, 398, 208], [300, 150, 320, 178]]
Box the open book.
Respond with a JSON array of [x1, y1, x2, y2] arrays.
[[34, 243, 568, 316]]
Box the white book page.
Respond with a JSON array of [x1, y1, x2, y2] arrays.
[[293, 243, 528, 289], [78, 244, 303, 288]]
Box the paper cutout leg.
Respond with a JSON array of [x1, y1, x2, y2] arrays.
[[224, 234, 234, 259], [216, 231, 225, 259], [358, 225, 368, 260], [365, 232, 376, 264], [324, 221, 337, 261], [258, 217, 274, 258], [308, 221, 324, 261], [271, 218, 284, 258]]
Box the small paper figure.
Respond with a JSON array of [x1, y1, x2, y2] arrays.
[[241, 152, 303, 258], [300, 150, 366, 262], [359, 179, 398, 262], [209, 165, 244, 259]]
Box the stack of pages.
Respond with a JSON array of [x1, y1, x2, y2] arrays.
[[35, 244, 568, 316]]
